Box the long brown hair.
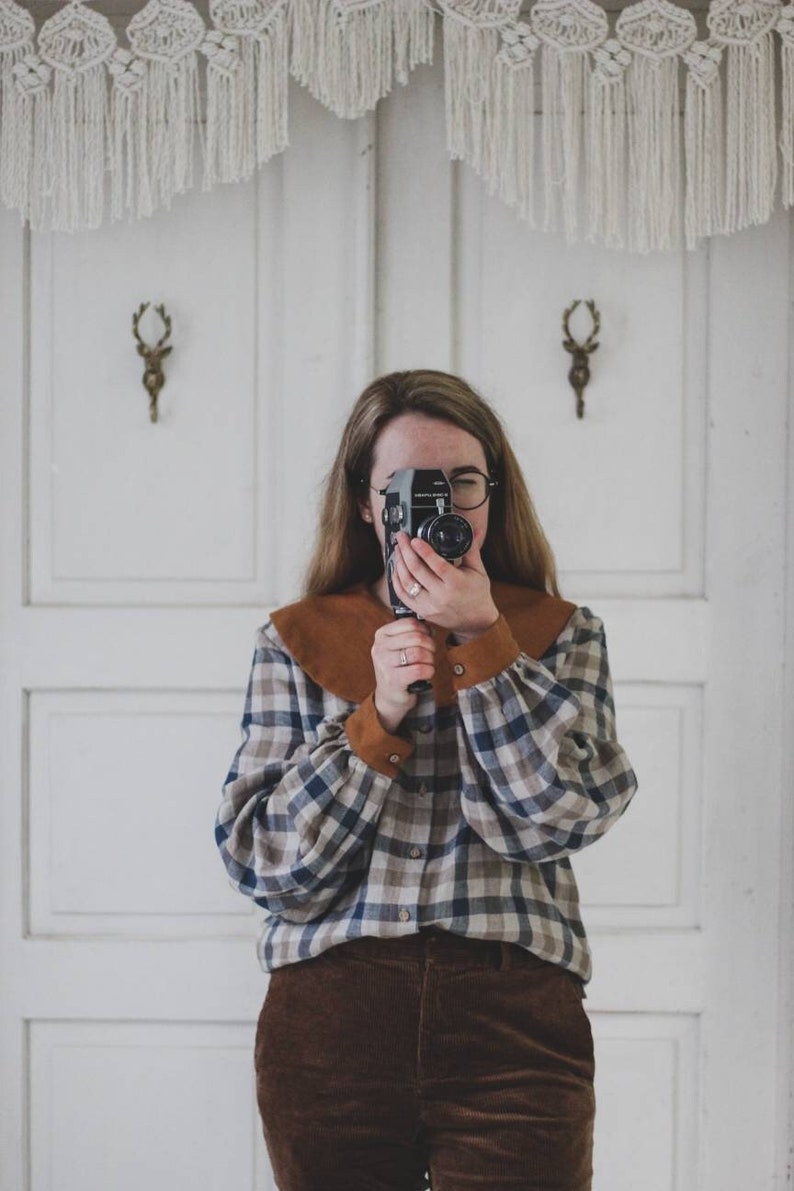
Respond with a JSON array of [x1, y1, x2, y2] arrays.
[[302, 369, 563, 598]]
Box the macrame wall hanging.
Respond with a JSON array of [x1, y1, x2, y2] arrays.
[[0, 0, 791, 252]]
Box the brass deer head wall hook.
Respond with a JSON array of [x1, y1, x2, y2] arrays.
[[562, 299, 600, 419], [132, 301, 173, 423]]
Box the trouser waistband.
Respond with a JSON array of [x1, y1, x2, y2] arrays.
[[321, 926, 555, 973]]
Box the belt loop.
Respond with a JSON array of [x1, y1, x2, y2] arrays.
[[498, 941, 512, 972]]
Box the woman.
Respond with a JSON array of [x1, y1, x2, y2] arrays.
[[216, 369, 638, 1191]]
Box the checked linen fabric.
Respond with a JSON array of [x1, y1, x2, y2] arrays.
[[215, 602, 638, 988]]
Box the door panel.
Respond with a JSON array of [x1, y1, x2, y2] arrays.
[[0, 48, 789, 1191]]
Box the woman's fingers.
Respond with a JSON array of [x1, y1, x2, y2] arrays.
[[395, 533, 446, 589], [372, 615, 436, 731], [378, 623, 432, 645]]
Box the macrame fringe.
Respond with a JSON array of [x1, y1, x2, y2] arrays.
[[683, 40, 724, 248], [624, 55, 680, 254], [480, 24, 538, 224], [290, 0, 433, 120], [781, 28, 794, 205], [541, 45, 587, 242], [256, 14, 289, 165], [586, 53, 628, 248], [109, 54, 150, 221], [443, 13, 501, 174], [202, 10, 289, 191], [139, 57, 202, 215], [1, 44, 31, 212], [47, 65, 108, 232], [4, 0, 794, 248], [7, 55, 52, 229], [722, 32, 777, 232]]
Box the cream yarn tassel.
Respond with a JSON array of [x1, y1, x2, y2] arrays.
[[779, 5, 794, 206], [539, 45, 588, 241], [531, 0, 608, 243], [201, 1, 289, 190], [109, 49, 149, 220], [36, 0, 116, 232], [8, 52, 51, 229], [481, 20, 539, 224], [625, 55, 681, 251], [0, 0, 36, 215], [683, 39, 724, 248], [708, 0, 779, 234], [443, 13, 502, 173], [587, 40, 630, 248], [290, 0, 433, 120]]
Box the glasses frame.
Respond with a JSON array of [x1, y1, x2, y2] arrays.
[[369, 468, 498, 512]]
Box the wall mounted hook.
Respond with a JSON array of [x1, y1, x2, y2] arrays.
[[562, 299, 600, 419], [132, 301, 173, 423]]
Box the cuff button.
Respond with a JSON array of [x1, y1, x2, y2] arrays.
[[388, 753, 401, 764], [453, 663, 465, 676]]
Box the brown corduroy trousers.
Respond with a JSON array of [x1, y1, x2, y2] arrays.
[[254, 926, 595, 1191]]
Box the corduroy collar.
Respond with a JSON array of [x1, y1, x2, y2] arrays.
[[269, 581, 577, 706]]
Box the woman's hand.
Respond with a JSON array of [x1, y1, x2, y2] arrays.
[[390, 529, 499, 642], [372, 618, 436, 733]]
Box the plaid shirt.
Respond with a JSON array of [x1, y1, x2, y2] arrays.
[[215, 596, 638, 987]]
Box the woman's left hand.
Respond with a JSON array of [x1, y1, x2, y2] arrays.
[[391, 528, 500, 642]]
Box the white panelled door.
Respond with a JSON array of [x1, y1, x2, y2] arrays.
[[1, 44, 791, 1191]]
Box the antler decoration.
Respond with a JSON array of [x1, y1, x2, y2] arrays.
[[561, 299, 600, 419], [132, 301, 173, 423]]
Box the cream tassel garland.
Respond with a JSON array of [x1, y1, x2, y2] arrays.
[[615, 0, 696, 254], [443, 10, 505, 175], [290, 0, 434, 120], [0, 0, 36, 215], [625, 54, 681, 251], [586, 39, 630, 248], [708, 0, 779, 234], [126, 0, 205, 215], [778, 5, 794, 206], [8, 52, 51, 229], [201, 0, 288, 190], [683, 39, 724, 248], [481, 20, 539, 224], [531, 0, 608, 244], [540, 46, 587, 240], [36, 0, 116, 232], [108, 49, 148, 221]]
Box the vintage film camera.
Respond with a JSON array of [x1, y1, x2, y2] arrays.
[[382, 468, 474, 613], [381, 468, 474, 692]]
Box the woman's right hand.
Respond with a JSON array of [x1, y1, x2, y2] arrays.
[[372, 619, 436, 734]]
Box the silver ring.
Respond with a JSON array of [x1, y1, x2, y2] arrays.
[[399, 649, 408, 667], [408, 581, 422, 598]]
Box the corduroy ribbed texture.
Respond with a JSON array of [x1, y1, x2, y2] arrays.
[[254, 927, 595, 1190]]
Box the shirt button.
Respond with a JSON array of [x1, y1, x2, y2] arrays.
[[418, 723, 432, 734], [418, 783, 428, 796], [453, 663, 465, 676], [388, 753, 401, 764], [409, 846, 422, 859], [398, 908, 411, 922]]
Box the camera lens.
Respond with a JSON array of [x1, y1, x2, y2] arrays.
[[418, 513, 473, 559]]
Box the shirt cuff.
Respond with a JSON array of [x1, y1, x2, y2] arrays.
[[447, 615, 522, 690], [345, 693, 415, 778]]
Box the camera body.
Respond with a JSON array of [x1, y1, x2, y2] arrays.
[[381, 468, 473, 618]]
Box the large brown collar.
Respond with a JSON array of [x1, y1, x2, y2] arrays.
[[269, 582, 577, 707]]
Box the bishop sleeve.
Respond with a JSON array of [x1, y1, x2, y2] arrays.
[[214, 623, 409, 922], [454, 606, 637, 864]]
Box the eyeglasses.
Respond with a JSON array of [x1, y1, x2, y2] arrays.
[[370, 468, 498, 511]]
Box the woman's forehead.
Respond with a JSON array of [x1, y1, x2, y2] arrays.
[[372, 414, 486, 464]]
